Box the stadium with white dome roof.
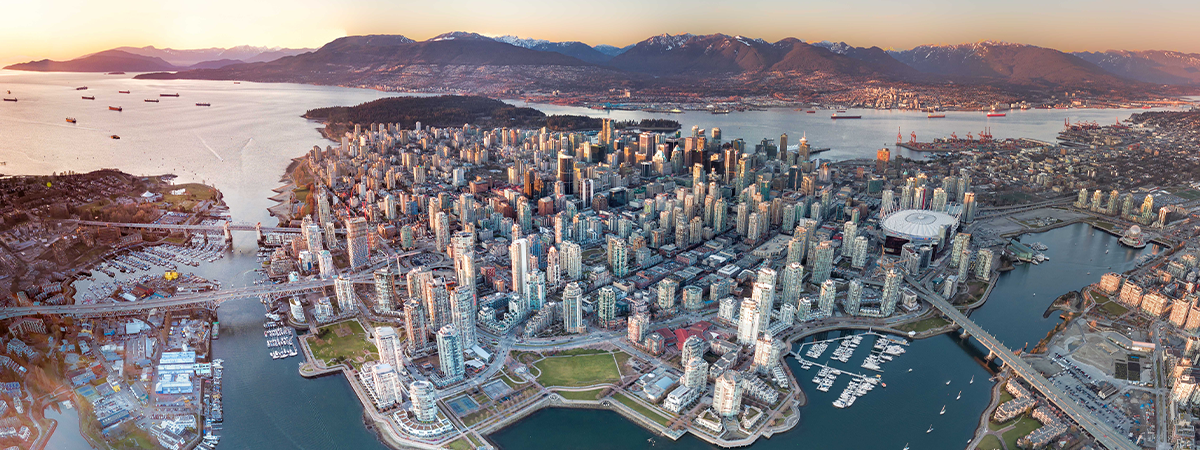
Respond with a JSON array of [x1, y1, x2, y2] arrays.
[[879, 209, 961, 255]]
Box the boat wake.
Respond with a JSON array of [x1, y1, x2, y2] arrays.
[[195, 133, 225, 161]]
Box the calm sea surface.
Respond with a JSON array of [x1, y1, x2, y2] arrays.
[[0, 71, 1160, 449]]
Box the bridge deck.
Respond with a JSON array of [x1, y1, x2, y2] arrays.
[[905, 275, 1135, 450]]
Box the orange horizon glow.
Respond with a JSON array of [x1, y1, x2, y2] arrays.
[[4, 0, 1200, 65]]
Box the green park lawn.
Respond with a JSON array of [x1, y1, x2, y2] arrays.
[[975, 434, 1003, 450], [1001, 415, 1042, 449], [1099, 300, 1129, 317], [308, 320, 379, 369], [556, 388, 606, 401], [897, 316, 950, 333], [614, 393, 671, 427], [534, 352, 625, 387]]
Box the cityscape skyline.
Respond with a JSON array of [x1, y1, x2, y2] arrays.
[[6, 0, 1200, 64]]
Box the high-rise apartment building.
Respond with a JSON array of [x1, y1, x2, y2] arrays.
[[346, 217, 370, 269], [436, 325, 465, 381]]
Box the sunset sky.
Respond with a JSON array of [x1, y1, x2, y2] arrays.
[[4, 0, 1199, 64]]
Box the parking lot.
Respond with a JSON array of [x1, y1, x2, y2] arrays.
[[1050, 353, 1139, 438]]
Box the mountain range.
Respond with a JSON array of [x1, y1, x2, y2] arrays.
[[3, 45, 311, 72], [8, 32, 1199, 98]]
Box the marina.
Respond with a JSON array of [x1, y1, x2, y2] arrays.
[[199, 359, 224, 450], [792, 331, 910, 408], [263, 314, 299, 359]]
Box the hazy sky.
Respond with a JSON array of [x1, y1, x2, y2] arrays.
[[4, 0, 1199, 64]]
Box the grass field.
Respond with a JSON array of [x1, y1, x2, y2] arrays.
[[445, 438, 474, 450], [556, 348, 607, 356], [556, 388, 606, 401], [614, 393, 671, 427], [975, 434, 1003, 450], [896, 316, 950, 333], [161, 183, 218, 204], [1099, 300, 1129, 317], [1171, 188, 1200, 200], [534, 352, 624, 387], [1001, 416, 1042, 449], [308, 321, 378, 370]]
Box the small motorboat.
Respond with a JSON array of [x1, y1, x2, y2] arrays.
[[196, 102, 211, 107], [108, 106, 122, 111], [110, 135, 120, 139], [82, 96, 95, 100], [118, 90, 130, 94], [65, 118, 76, 124]]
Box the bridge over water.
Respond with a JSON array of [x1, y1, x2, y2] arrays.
[[0, 274, 376, 320], [901, 275, 1136, 450]]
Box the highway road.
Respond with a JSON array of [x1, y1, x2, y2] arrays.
[[905, 275, 1137, 450]]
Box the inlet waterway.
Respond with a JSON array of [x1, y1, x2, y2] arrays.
[[0, 71, 1162, 449]]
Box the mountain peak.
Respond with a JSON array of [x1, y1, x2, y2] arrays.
[[430, 32, 494, 42]]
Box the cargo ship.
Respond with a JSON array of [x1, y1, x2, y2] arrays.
[[927, 113, 946, 118], [65, 118, 76, 124], [109, 106, 122, 111], [160, 93, 180, 97], [76, 86, 88, 90], [196, 102, 211, 107], [110, 135, 120, 139], [831, 114, 861, 119], [986, 107, 1006, 117], [144, 99, 159, 103], [118, 90, 130, 94], [82, 96, 95, 100], [3, 98, 16, 102]]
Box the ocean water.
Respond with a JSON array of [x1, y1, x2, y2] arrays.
[[1, 71, 1161, 449]]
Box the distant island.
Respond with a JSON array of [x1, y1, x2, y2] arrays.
[[303, 95, 681, 138], [3, 47, 313, 73], [4, 50, 177, 73]]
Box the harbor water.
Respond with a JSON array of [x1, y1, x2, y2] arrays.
[[0, 71, 1162, 449]]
